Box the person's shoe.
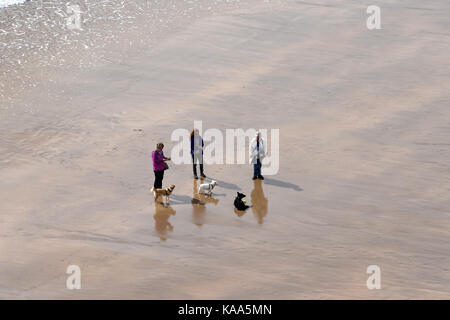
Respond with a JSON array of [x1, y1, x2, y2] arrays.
[[194, 175, 199, 179], [200, 173, 206, 179], [252, 176, 258, 180], [258, 175, 264, 180]]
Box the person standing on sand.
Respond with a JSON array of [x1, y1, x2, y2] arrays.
[[152, 143, 171, 189], [190, 129, 206, 179], [249, 131, 266, 180]]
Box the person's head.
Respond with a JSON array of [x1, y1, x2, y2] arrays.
[[255, 131, 261, 141], [156, 142, 164, 152], [191, 129, 199, 137]]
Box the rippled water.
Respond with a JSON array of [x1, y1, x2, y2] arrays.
[[0, 0, 27, 8], [0, 0, 255, 110], [0, 0, 269, 168]]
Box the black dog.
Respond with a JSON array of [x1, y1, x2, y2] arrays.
[[234, 192, 250, 211]]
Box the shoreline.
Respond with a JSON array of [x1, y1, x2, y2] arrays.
[[0, 0, 266, 114]]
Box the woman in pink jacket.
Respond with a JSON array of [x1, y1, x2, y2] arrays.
[[152, 143, 171, 189]]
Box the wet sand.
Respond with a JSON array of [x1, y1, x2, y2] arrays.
[[1, 0, 450, 299]]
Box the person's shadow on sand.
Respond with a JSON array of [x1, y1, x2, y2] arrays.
[[250, 179, 269, 224], [264, 178, 302, 191], [153, 202, 176, 241], [191, 179, 219, 227]]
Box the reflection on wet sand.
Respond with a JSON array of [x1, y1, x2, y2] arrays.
[[234, 207, 246, 217], [192, 179, 219, 226], [153, 202, 176, 241], [251, 180, 268, 224]]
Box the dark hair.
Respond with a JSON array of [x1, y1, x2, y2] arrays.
[[156, 143, 164, 149], [190, 129, 201, 138]]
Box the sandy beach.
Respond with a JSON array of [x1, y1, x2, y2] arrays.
[[1, 0, 449, 299]]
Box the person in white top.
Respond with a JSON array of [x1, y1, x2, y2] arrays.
[[249, 131, 266, 180]]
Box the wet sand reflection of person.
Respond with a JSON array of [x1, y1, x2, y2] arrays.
[[153, 202, 176, 241], [251, 179, 268, 224], [192, 179, 219, 227]]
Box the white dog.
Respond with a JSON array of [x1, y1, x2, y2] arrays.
[[198, 180, 217, 196]]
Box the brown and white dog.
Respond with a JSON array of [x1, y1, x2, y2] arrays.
[[151, 185, 175, 205]]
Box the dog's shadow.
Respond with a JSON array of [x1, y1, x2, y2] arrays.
[[170, 194, 194, 205], [191, 198, 205, 206], [170, 193, 221, 206], [204, 178, 241, 191], [201, 192, 226, 197]]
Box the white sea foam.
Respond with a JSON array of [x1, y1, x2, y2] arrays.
[[0, 0, 27, 8]]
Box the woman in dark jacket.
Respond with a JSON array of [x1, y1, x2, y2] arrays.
[[190, 129, 206, 179]]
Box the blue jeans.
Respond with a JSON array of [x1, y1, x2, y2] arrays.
[[253, 159, 262, 177]]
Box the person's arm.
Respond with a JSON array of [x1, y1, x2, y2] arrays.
[[152, 151, 158, 168], [249, 140, 256, 164], [162, 151, 171, 161], [249, 140, 255, 156]]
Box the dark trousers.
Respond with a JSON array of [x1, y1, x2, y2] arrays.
[[253, 158, 262, 177], [192, 154, 204, 176], [154, 170, 164, 189]]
